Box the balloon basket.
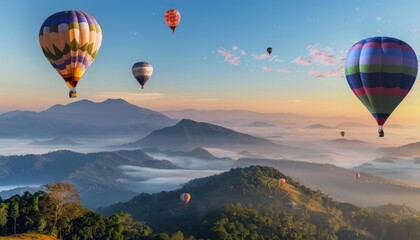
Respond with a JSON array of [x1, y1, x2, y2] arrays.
[[69, 90, 77, 98]]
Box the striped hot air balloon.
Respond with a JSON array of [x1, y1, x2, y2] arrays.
[[39, 11, 102, 98], [132, 62, 153, 89], [344, 37, 418, 137]]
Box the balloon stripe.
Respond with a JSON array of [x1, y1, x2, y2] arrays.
[[345, 56, 417, 68], [345, 65, 417, 76], [346, 49, 417, 59], [352, 86, 409, 96], [346, 72, 416, 88]]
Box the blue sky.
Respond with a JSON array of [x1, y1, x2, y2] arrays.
[[1, 0, 420, 122]]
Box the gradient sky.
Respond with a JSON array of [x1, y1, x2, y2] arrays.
[[1, 0, 420, 124]]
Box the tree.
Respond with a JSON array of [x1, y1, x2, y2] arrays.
[[44, 182, 82, 234], [9, 198, 19, 234], [0, 202, 8, 234]]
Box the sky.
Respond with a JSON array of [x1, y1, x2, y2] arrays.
[[1, 0, 420, 124]]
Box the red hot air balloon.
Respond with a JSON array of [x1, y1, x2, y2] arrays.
[[164, 9, 181, 33]]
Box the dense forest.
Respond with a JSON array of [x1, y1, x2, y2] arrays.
[[0, 166, 420, 239]]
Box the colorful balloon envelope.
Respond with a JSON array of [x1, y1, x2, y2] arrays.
[[39, 11, 102, 98], [278, 178, 286, 188], [164, 9, 181, 33], [180, 193, 191, 206], [132, 62, 153, 89], [267, 47, 273, 55], [344, 37, 417, 137]]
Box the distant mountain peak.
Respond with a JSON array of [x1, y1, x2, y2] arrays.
[[123, 119, 281, 151], [102, 98, 129, 104], [177, 118, 196, 125]]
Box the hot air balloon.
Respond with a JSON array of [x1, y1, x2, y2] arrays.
[[344, 37, 418, 137], [340, 131, 345, 137], [180, 193, 191, 206], [278, 178, 286, 189], [39, 11, 102, 98], [132, 62, 153, 89], [164, 9, 181, 33], [267, 47, 273, 55], [356, 172, 361, 180]]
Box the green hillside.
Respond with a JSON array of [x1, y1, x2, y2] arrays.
[[1, 166, 420, 240], [101, 166, 420, 240]]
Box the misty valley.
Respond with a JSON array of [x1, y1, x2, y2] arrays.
[[0, 99, 420, 239]]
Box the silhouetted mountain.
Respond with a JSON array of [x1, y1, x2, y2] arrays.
[[121, 119, 291, 153], [305, 124, 332, 129], [0, 99, 175, 138], [100, 166, 419, 239], [0, 149, 179, 207], [28, 136, 81, 146], [373, 157, 397, 163], [241, 121, 276, 127], [381, 141, 420, 157]]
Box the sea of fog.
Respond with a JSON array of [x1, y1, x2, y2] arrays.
[[1, 123, 420, 194]]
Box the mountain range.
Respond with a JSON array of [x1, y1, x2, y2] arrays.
[[0, 99, 175, 138]]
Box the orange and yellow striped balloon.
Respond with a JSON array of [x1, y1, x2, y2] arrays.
[[39, 10, 102, 98]]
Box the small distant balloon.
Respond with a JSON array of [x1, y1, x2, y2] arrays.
[[267, 47, 273, 55], [164, 9, 181, 33], [340, 131, 345, 137], [180, 193, 191, 206], [39, 10, 102, 98], [132, 62, 153, 89], [278, 178, 286, 188], [356, 172, 361, 180]]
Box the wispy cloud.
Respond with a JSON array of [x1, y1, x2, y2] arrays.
[[276, 68, 290, 73], [292, 46, 343, 66], [287, 99, 302, 103], [377, 17, 383, 21], [262, 66, 272, 72], [269, 56, 284, 62], [309, 47, 336, 65], [292, 56, 312, 65], [309, 66, 344, 79], [252, 52, 270, 60], [97, 92, 165, 101], [217, 46, 247, 66]]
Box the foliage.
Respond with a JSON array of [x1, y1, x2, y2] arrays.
[[1, 167, 420, 240]]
